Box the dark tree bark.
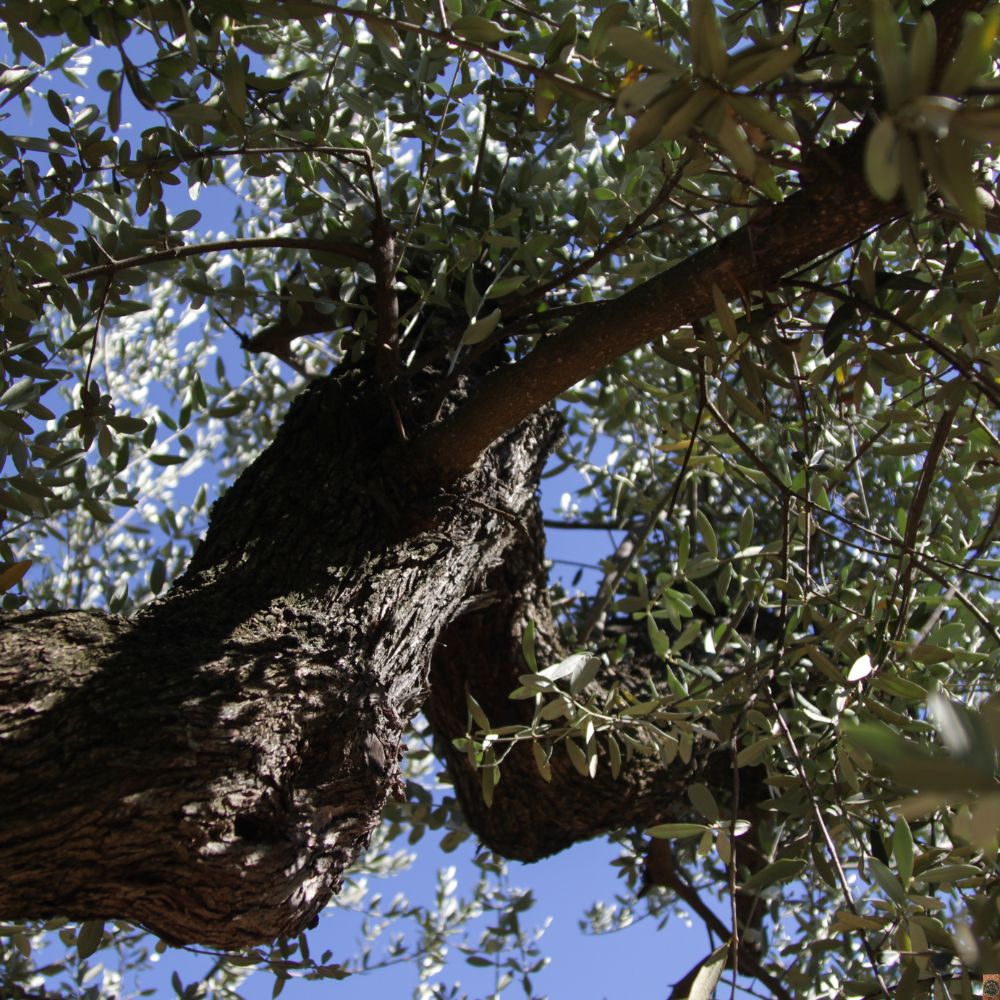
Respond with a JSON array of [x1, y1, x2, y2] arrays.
[[0, 149, 902, 947], [0, 370, 560, 948]]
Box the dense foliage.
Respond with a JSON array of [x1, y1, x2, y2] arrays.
[[0, 0, 999, 996]]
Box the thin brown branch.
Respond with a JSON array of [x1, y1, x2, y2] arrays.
[[930, 202, 1000, 236], [768, 692, 892, 999], [396, 56, 464, 272], [886, 407, 957, 646], [541, 518, 624, 531], [120, 144, 370, 172], [729, 727, 741, 1000], [8, 134, 375, 181], [668, 953, 713, 1000], [915, 557, 1000, 647], [33, 237, 374, 292], [502, 158, 690, 317], [498, 0, 562, 28], [700, 370, 790, 500], [321, 3, 609, 105], [372, 216, 400, 383], [649, 843, 793, 1000], [810, 519, 1000, 586], [82, 269, 113, 391]]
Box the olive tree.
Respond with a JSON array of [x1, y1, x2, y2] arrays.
[[1, 0, 999, 996]]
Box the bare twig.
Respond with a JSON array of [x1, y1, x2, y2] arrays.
[[83, 274, 113, 393], [649, 842, 793, 1000], [578, 373, 706, 642], [768, 692, 892, 1000], [884, 407, 957, 649], [32, 237, 374, 292]]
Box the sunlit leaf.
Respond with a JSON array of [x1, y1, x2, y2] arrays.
[[688, 941, 730, 1000]]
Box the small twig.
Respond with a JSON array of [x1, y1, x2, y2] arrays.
[[470, 86, 493, 208], [499, 0, 562, 27], [395, 58, 464, 274], [542, 518, 624, 531], [696, 389, 1000, 590], [808, 519, 1000, 586], [652, 846, 793, 1000], [215, 309, 312, 379], [846, 429, 872, 521], [914, 556, 1000, 648], [578, 371, 706, 642], [768, 691, 892, 1000], [371, 216, 400, 381], [502, 157, 690, 318], [82, 275, 113, 393], [699, 362, 790, 500], [32, 236, 374, 292], [911, 482, 1000, 647], [879, 407, 956, 656]]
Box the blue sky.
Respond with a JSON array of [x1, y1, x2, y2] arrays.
[[135, 837, 723, 999]]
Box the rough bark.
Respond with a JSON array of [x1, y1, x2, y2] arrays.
[[0, 152, 922, 946], [0, 369, 559, 948]]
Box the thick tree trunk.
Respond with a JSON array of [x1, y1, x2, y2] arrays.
[[0, 370, 559, 948]]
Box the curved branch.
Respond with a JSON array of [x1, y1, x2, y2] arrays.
[[413, 0, 990, 481], [413, 128, 903, 479], [424, 492, 766, 861], [34, 237, 374, 291], [323, 3, 610, 105]]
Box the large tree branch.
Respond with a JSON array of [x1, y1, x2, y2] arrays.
[[424, 497, 766, 862], [416, 128, 901, 478], [417, 0, 990, 479]]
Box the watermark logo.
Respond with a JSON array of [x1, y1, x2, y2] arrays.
[[984, 973, 1000, 997]]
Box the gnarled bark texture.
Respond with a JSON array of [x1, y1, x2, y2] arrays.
[[0, 370, 559, 948]]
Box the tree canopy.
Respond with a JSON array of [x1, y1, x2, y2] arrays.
[[1, 0, 999, 996]]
